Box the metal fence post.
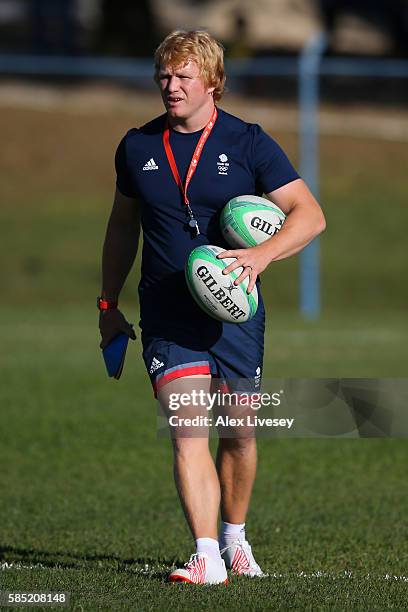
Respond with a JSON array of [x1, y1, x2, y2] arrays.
[[299, 33, 327, 319]]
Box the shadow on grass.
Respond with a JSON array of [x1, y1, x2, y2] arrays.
[[0, 545, 177, 580]]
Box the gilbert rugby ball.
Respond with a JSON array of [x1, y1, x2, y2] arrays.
[[185, 245, 258, 323], [221, 194, 286, 249]]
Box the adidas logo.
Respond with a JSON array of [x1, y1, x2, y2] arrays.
[[143, 158, 158, 171], [149, 356, 164, 374]]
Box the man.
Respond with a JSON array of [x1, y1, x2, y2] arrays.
[[99, 30, 326, 585]]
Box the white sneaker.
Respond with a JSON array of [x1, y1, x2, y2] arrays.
[[168, 552, 228, 585], [220, 539, 266, 577]]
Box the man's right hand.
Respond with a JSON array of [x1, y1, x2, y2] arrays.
[[99, 309, 137, 349]]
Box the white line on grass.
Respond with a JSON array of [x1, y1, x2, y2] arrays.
[[2, 562, 408, 581]]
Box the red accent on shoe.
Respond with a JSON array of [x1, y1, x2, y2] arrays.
[[231, 547, 250, 574], [169, 575, 194, 584]]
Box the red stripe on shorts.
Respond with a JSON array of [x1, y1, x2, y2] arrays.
[[153, 364, 211, 396]]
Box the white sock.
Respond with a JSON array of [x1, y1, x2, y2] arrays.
[[196, 537, 223, 564], [219, 521, 246, 547]]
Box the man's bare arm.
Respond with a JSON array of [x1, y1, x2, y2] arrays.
[[99, 188, 141, 348], [218, 179, 326, 292], [261, 178, 326, 261], [101, 187, 141, 300]]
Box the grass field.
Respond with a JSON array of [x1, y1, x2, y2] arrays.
[[1, 92, 407, 610]]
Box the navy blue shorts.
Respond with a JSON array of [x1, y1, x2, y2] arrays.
[[141, 298, 265, 397]]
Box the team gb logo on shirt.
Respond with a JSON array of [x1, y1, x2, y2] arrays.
[[217, 153, 229, 176]]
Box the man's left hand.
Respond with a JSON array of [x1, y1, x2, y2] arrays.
[[217, 244, 271, 294]]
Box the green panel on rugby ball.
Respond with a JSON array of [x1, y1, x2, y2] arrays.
[[185, 244, 258, 323], [220, 194, 286, 248]]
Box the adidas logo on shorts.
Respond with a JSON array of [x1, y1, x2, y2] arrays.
[[143, 158, 158, 171], [149, 356, 164, 374]]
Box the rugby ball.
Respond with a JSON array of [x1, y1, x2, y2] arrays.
[[185, 245, 258, 323], [220, 195, 286, 248]]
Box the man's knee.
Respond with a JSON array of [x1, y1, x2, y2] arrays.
[[218, 436, 256, 456], [172, 436, 209, 459]]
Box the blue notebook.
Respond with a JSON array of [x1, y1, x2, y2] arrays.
[[102, 333, 130, 379]]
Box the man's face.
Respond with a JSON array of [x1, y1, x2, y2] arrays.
[[157, 60, 214, 120]]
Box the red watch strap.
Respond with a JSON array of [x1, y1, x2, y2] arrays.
[[97, 297, 118, 311]]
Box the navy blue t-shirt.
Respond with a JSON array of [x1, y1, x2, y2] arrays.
[[115, 107, 299, 333]]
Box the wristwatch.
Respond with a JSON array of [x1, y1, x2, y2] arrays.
[[97, 296, 118, 311]]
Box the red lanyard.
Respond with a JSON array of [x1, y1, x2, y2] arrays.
[[163, 106, 218, 234]]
